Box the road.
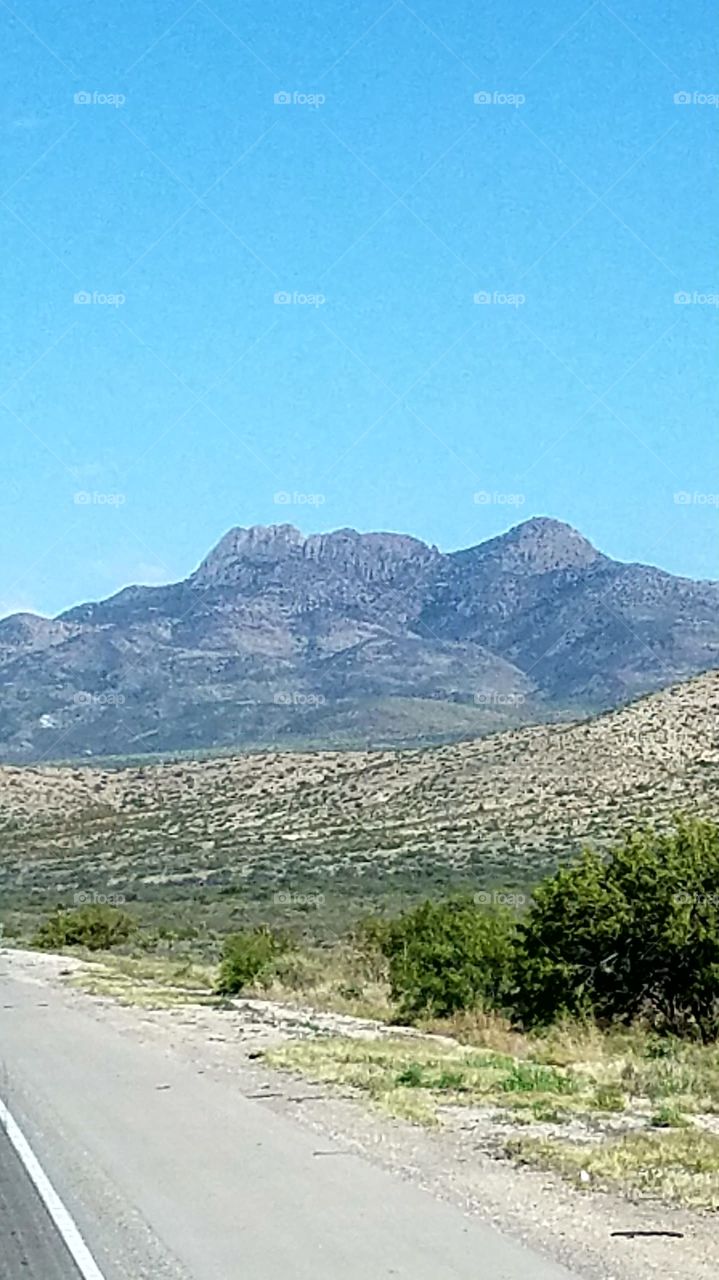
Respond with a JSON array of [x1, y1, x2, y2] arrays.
[[0, 1120, 83, 1278], [0, 959, 580, 1280]]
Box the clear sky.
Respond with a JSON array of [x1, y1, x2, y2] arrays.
[[2, 0, 717, 617]]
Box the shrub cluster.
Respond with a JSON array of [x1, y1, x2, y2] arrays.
[[29, 818, 719, 1042], [515, 817, 719, 1041], [33, 904, 135, 952], [216, 926, 290, 996], [379, 819, 719, 1042]]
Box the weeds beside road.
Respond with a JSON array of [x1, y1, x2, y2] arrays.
[[67, 948, 719, 1211]]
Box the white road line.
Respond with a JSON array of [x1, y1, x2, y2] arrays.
[[0, 1097, 107, 1280]]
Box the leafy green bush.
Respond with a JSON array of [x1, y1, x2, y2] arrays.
[[33, 904, 135, 952], [515, 818, 719, 1042], [379, 895, 517, 1021], [216, 927, 289, 996]]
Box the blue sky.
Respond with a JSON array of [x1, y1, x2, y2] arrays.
[[1, 0, 717, 616]]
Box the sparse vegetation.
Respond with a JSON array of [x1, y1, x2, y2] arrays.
[[509, 1129, 719, 1210], [264, 1019, 719, 1207], [70, 953, 218, 1008], [1, 671, 717, 957]]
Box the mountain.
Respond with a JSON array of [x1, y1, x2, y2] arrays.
[[420, 517, 719, 705], [0, 517, 718, 761], [1, 671, 717, 908]]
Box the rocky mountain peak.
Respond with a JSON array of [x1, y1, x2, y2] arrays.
[[191, 524, 438, 586], [190, 524, 304, 583], [0, 612, 75, 655], [461, 516, 604, 575]]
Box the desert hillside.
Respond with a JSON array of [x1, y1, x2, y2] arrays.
[[1, 670, 717, 905]]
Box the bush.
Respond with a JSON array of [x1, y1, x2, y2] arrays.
[[379, 895, 517, 1021], [33, 904, 135, 952], [216, 927, 289, 996], [515, 818, 719, 1042]]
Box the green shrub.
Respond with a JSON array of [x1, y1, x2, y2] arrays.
[[379, 895, 517, 1021], [33, 904, 135, 952], [515, 818, 719, 1042], [499, 1062, 579, 1095], [216, 927, 289, 996], [651, 1104, 689, 1128]]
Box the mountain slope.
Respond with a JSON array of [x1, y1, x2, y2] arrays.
[[421, 517, 719, 703], [0, 518, 717, 761]]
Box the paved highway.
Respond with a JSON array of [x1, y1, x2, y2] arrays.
[[0, 1119, 82, 1278], [0, 959, 580, 1280]]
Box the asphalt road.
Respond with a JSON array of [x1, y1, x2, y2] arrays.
[[0, 962, 580, 1280], [0, 1120, 82, 1278]]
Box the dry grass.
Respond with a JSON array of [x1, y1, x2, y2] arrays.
[[510, 1129, 719, 1210], [70, 953, 218, 1008], [421, 1008, 530, 1056], [265, 1035, 613, 1124], [251, 943, 393, 1022], [264, 1026, 719, 1208]]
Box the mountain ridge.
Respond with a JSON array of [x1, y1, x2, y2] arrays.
[[1, 517, 718, 761]]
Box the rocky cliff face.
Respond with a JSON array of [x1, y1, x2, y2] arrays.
[[192, 524, 440, 582], [1, 517, 717, 760]]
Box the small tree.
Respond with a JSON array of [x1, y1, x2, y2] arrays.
[[516, 818, 719, 1041], [380, 896, 517, 1021], [216, 927, 288, 996], [33, 904, 135, 952]]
